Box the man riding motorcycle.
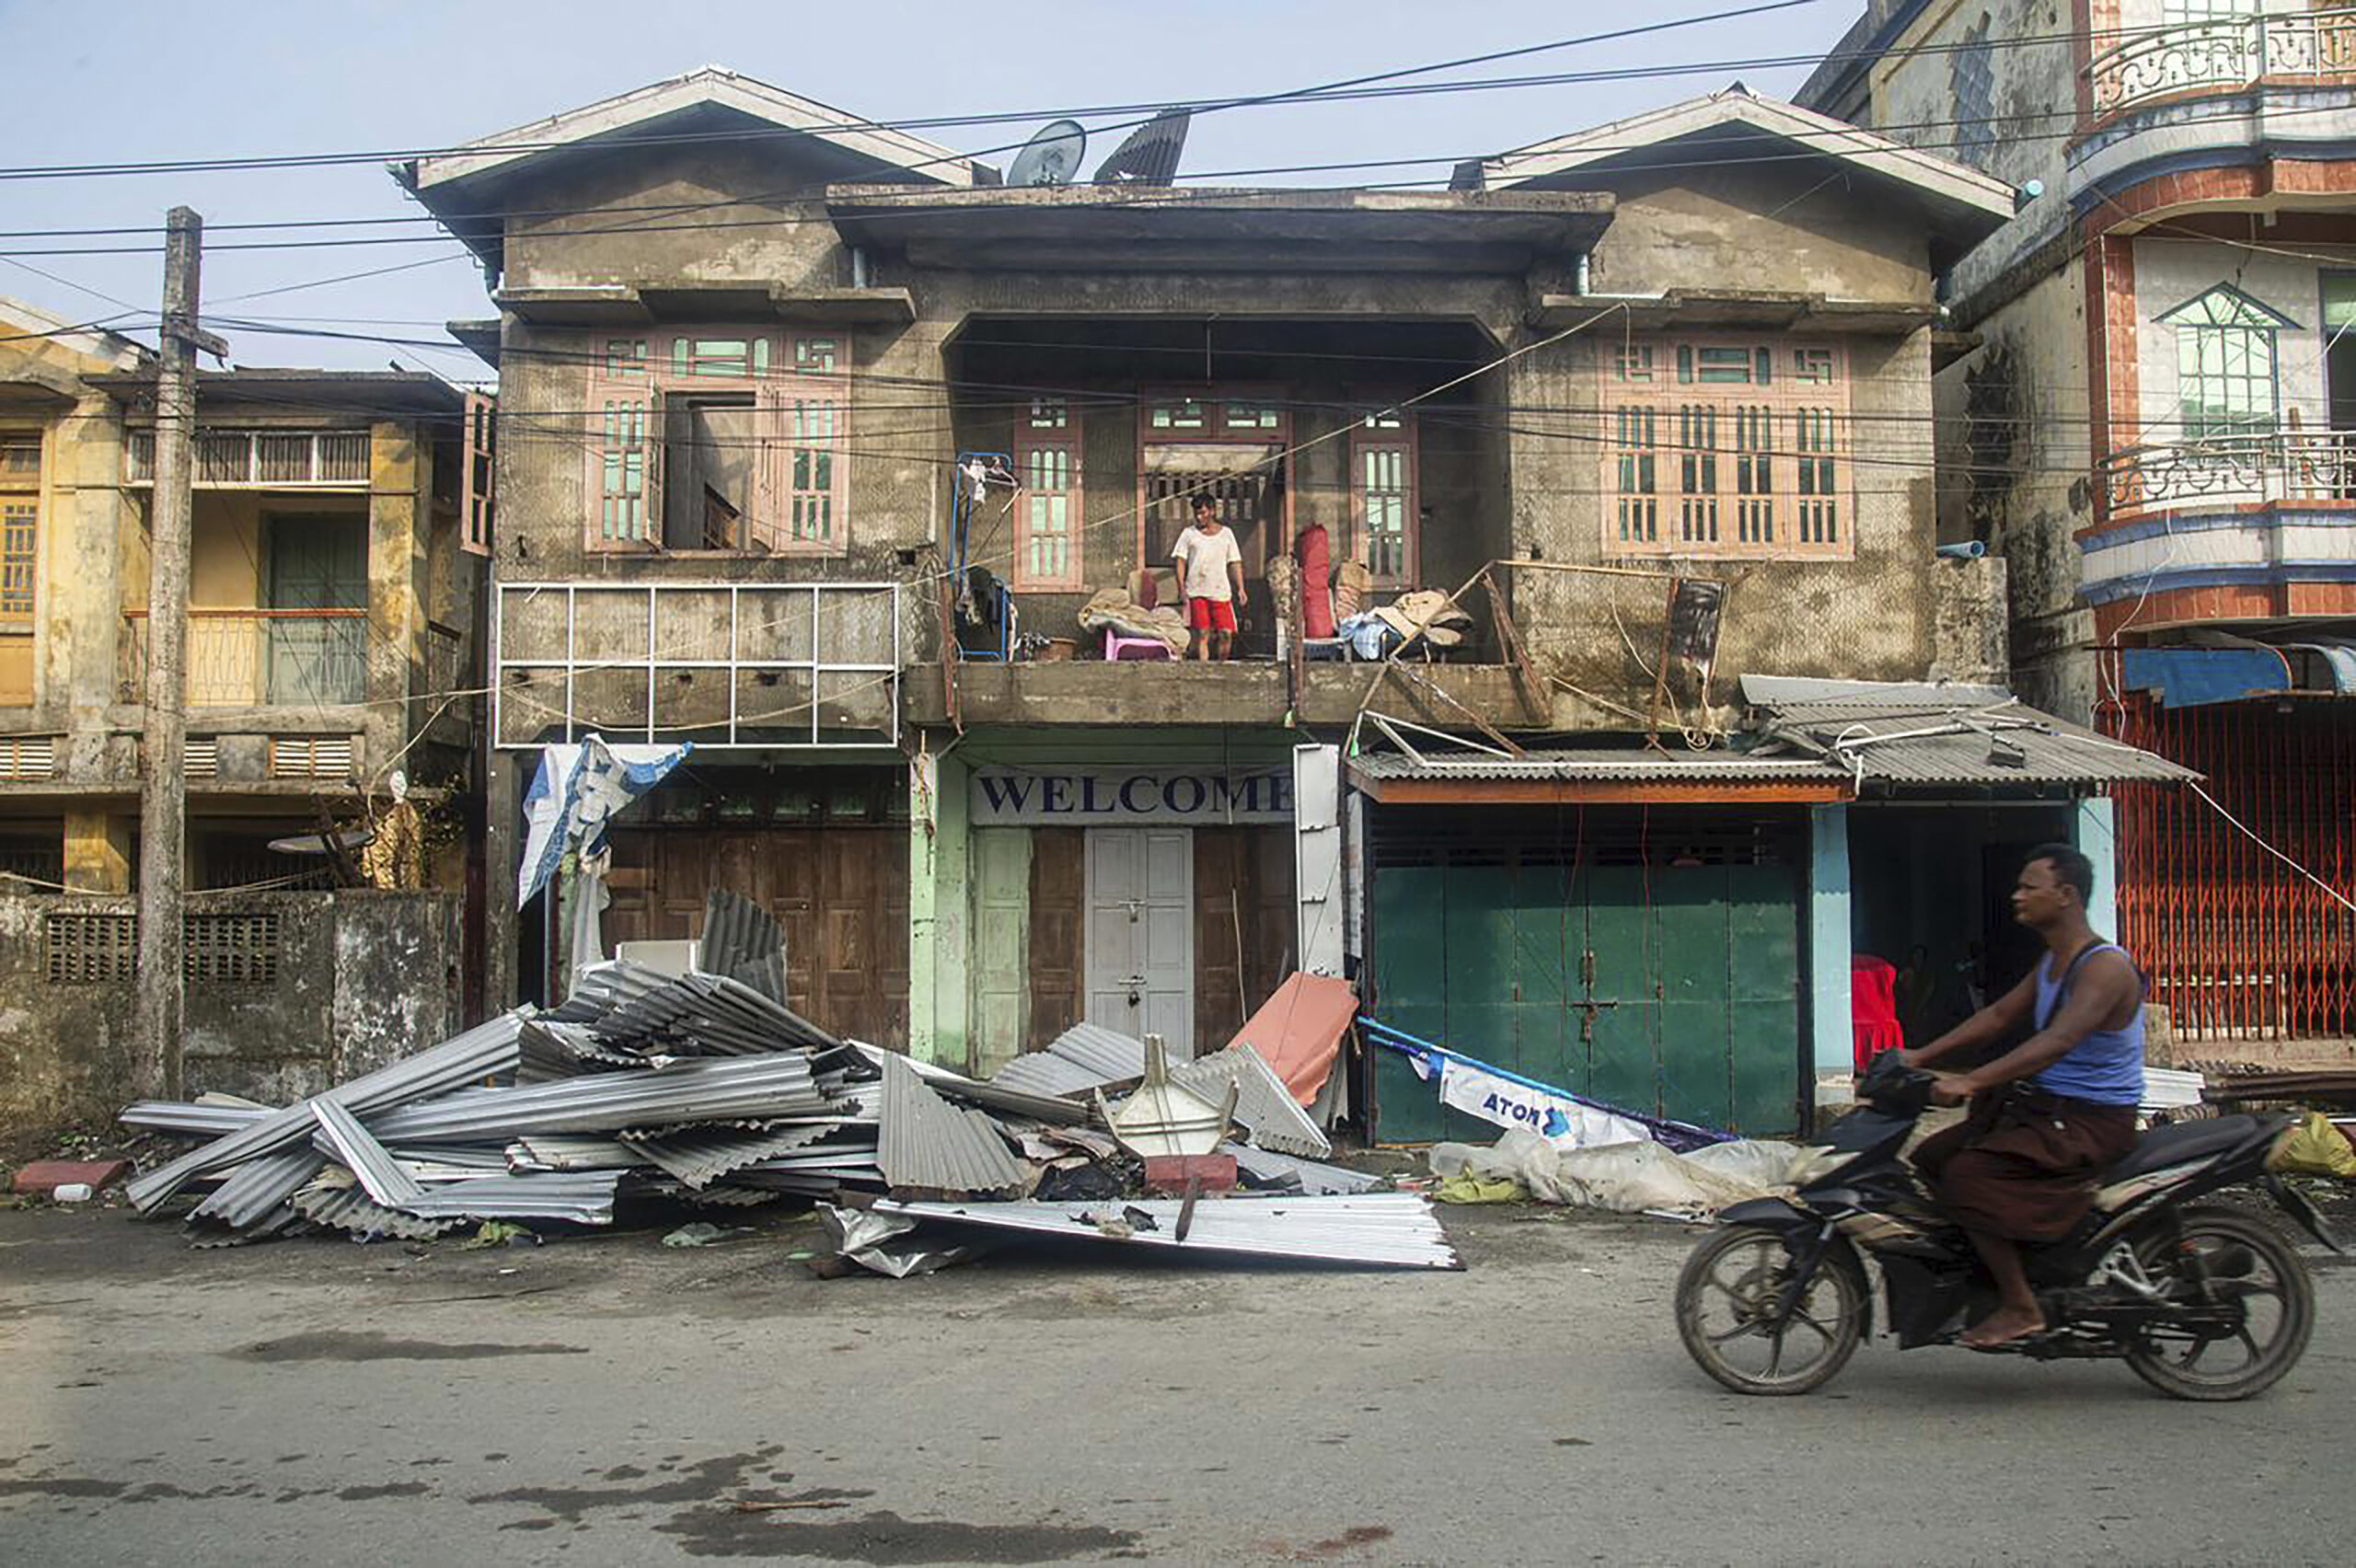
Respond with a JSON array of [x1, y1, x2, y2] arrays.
[[1896, 843, 2145, 1350]]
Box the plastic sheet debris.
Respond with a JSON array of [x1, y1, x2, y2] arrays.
[[819, 1203, 990, 1278], [1427, 1130, 1800, 1218]]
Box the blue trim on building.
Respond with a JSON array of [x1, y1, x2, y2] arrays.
[[2072, 134, 2356, 221], [2081, 508, 2356, 554], [2081, 560, 2356, 605]]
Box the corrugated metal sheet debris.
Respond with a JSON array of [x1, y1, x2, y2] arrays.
[[127, 1009, 527, 1211], [877, 1052, 1031, 1196], [308, 1099, 423, 1209], [121, 1101, 272, 1136], [189, 1147, 328, 1230], [697, 887, 789, 1006], [624, 1124, 841, 1190], [1223, 1144, 1386, 1195], [398, 1172, 624, 1226], [507, 1136, 646, 1172], [362, 1054, 836, 1143], [291, 1176, 464, 1240], [1170, 1046, 1332, 1159], [854, 1041, 1088, 1125], [872, 1193, 1461, 1269], [991, 1022, 1149, 1098]]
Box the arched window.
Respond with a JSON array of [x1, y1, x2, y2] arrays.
[[2163, 284, 2294, 440]]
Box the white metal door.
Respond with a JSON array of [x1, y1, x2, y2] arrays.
[[1084, 827, 1193, 1052]]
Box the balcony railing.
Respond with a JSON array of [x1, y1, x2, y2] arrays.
[[120, 609, 369, 708], [2101, 429, 2356, 513], [2088, 7, 2356, 116], [124, 429, 372, 488]]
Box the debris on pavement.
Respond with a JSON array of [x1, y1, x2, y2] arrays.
[[1427, 1129, 1802, 1218], [116, 896, 1453, 1270], [11, 1159, 132, 1197]]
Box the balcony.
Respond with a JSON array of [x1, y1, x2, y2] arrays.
[[119, 609, 368, 708], [2087, 7, 2356, 117], [2100, 430, 2356, 515], [124, 429, 371, 489]]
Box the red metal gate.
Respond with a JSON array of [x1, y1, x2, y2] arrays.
[[2106, 691, 2356, 1043]]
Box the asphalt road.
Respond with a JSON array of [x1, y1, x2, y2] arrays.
[[3, 1198, 2351, 1566]]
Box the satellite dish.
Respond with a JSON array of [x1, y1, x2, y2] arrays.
[[1009, 121, 1088, 188]]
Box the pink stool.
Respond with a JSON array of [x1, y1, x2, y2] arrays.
[[1104, 630, 1174, 662]]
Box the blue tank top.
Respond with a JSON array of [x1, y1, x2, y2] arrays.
[[2030, 942, 2146, 1107]]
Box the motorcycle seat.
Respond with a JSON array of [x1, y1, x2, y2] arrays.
[[2104, 1115, 2265, 1182]]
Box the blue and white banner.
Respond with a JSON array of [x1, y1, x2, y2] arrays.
[[517, 735, 692, 908], [1427, 1055, 1654, 1149]]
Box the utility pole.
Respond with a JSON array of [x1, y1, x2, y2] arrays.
[[134, 207, 223, 1101]]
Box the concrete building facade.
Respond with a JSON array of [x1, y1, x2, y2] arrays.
[[410, 68, 2160, 1138], [1803, 1, 2356, 1055]]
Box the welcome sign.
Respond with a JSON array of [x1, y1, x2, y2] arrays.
[[968, 767, 1293, 826]]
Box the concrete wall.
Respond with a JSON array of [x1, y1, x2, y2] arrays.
[[1934, 258, 2096, 719], [1589, 161, 1935, 302], [0, 889, 462, 1147]]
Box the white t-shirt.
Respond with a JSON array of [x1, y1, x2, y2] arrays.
[[1172, 525, 1243, 602]]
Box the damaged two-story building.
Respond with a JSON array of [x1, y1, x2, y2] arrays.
[[410, 68, 2187, 1145], [0, 296, 492, 1136]]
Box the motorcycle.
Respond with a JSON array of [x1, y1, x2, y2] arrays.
[[1673, 1054, 2340, 1401]]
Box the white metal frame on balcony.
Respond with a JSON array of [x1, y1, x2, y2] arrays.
[[124, 429, 372, 488], [2088, 8, 2356, 116], [2101, 429, 2356, 513], [491, 580, 901, 750]]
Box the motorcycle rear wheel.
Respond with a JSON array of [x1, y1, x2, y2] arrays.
[[2122, 1205, 2315, 1402], [1676, 1225, 1867, 1396]]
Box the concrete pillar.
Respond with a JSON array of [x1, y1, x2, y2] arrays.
[[1807, 804, 1853, 1078], [907, 743, 970, 1068], [2074, 796, 2119, 940], [365, 421, 424, 780], [62, 811, 132, 893], [483, 748, 520, 1010]]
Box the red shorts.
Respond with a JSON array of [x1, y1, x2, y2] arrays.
[[1186, 597, 1237, 633]]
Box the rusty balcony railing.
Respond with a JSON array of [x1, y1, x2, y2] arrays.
[[120, 608, 369, 708], [2100, 429, 2356, 514], [2087, 7, 2356, 117]]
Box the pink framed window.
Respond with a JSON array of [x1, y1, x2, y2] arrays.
[[1012, 397, 1082, 591]]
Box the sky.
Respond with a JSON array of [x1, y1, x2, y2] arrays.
[[0, 0, 1861, 378]]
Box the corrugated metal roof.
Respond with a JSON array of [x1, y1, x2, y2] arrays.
[[1348, 746, 1844, 782], [1757, 698, 2200, 787], [877, 1052, 1030, 1196], [1739, 674, 2011, 708], [698, 888, 789, 1006], [190, 1147, 327, 1229]]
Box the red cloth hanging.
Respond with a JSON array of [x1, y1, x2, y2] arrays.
[[1851, 953, 1906, 1074], [1294, 524, 1334, 639]]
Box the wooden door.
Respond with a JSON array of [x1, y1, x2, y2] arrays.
[[603, 824, 908, 1047], [1083, 827, 1193, 1050]]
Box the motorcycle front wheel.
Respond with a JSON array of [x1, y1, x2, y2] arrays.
[[2123, 1205, 2316, 1401], [1676, 1224, 1867, 1396]]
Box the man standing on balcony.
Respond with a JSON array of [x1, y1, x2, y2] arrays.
[[1172, 494, 1245, 662]]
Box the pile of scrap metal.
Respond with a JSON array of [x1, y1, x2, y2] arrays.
[[116, 893, 1451, 1268]]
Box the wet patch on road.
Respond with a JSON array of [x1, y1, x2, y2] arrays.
[[466, 1445, 793, 1525], [337, 1482, 431, 1501], [656, 1505, 1143, 1562], [229, 1332, 589, 1363]]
